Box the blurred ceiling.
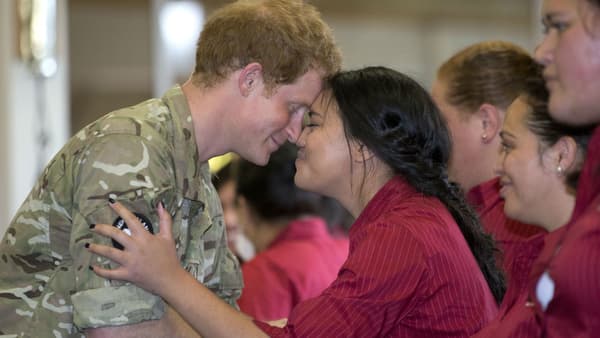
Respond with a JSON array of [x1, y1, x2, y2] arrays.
[[84, 0, 532, 20], [200, 0, 532, 20]]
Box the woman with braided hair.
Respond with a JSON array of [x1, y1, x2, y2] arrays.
[[86, 67, 504, 337]]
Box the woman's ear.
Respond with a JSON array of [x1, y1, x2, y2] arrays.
[[238, 62, 264, 97], [350, 141, 375, 163], [476, 103, 502, 144], [545, 136, 578, 176]]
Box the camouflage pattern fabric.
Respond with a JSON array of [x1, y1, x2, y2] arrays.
[[0, 86, 243, 337]]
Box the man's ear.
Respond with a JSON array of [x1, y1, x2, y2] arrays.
[[476, 103, 502, 144], [238, 62, 264, 97]]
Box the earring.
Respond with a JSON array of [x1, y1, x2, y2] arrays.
[[556, 165, 564, 175], [482, 134, 488, 142]]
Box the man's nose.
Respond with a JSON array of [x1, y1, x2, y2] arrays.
[[285, 113, 303, 143]]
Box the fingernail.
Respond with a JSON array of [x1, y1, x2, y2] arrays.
[[108, 198, 116, 204], [159, 200, 165, 208], [84, 243, 90, 248], [89, 224, 95, 229], [89, 265, 94, 271]]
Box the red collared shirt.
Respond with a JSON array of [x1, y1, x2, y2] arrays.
[[467, 178, 546, 283], [238, 217, 349, 321], [472, 230, 562, 338], [533, 125, 600, 337], [255, 176, 497, 337]]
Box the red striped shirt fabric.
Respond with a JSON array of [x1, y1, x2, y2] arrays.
[[472, 230, 561, 338], [254, 176, 497, 337], [533, 125, 600, 337], [238, 217, 349, 321], [466, 178, 546, 283]]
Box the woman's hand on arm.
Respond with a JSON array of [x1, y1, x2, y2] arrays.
[[87, 201, 269, 338], [87, 201, 180, 295]]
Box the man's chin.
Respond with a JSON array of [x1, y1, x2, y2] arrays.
[[253, 152, 270, 166]]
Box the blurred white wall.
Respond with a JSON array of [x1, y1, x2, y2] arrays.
[[323, 2, 536, 89], [69, 0, 152, 133], [0, 0, 69, 236], [329, 16, 532, 88], [0, 0, 10, 234], [152, 0, 205, 97]]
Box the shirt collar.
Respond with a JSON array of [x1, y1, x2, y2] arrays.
[[161, 85, 209, 200], [571, 125, 600, 220], [269, 217, 329, 249], [351, 176, 416, 233], [466, 177, 501, 214]]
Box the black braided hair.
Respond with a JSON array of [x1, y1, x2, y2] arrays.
[[328, 66, 506, 303]]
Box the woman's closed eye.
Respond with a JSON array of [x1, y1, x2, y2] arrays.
[[302, 111, 321, 130]]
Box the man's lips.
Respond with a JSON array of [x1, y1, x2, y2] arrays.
[[270, 136, 285, 149], [543, 71, 557, 84]]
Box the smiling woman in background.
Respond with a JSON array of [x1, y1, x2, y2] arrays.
[[472, 61, 592, 337]]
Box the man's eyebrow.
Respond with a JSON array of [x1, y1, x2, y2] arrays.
[[542, 11, 569, 23]]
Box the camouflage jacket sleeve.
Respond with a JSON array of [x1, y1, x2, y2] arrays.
[[69, 134, 176, 330], [182, 171, 243, 310]]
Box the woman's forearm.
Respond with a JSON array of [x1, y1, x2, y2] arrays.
[[162, 267, 268, 338]]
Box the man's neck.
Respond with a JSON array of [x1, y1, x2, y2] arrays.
[[181, 78, 239, 163]]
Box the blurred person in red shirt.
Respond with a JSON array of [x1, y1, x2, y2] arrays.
[[212, 159, 256, 263], [234, 143, 349, 321]]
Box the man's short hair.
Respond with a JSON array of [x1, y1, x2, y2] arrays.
[[192, 0, 341, 90]]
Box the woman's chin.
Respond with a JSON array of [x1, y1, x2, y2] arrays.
[[503, 202, 522, 223], [293, 170, 311, 191]]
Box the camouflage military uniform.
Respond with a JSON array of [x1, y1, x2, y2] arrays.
[[0, 86, 243, 337]]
